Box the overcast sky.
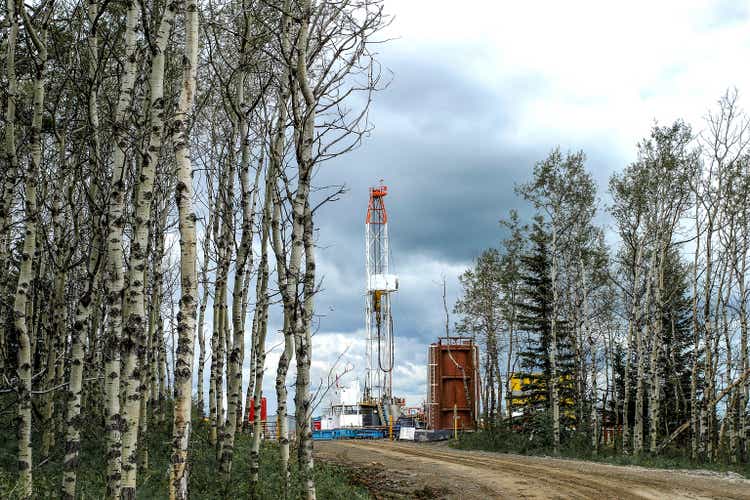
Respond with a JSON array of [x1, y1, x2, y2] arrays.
[[254, 0, 750, 414]]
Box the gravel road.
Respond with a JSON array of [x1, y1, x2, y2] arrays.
[[315, 439, 750, 499]]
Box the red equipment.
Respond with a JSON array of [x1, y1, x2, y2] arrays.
[[366, 185, 388, 224], [248, 397, 267, 423], [427, 337, 480, 430]]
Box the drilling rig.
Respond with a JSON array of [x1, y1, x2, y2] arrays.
[[312, 184, 409, 437], [364, 184, 400, 423]]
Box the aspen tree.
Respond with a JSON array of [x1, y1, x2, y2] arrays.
[[243, 314, 257, 430], [285, 2, 319, 494], [61, 0, 106, 489], [13, 2, 50, 494], [63, 233, 103, 497], [689, 200, 703, 460], [102, 1, 141, 495], [633, 253, 656, 455], [268, 1, 294, 487], [696, 91, 749, 458], [641, 123, 696, 454], [196, 174, 215, 416], [297, 203, 317, 499], [499, 211, 524, 423], [732, 177, 749, 460], [120, 1, 178, 493], [135, 196, 158, 472], [279, 0, 391, 478], [455, 250, 503, 420], [208, 166, 222, 445], [41, 139, 71, 460], [148, 202, 169, 421], [271, 186, 294, 493], [63, 151, 105, 498], [0, 0, 19, 361], [169, 0, 199, 491], [549, 223, 561, 454], [249, 165, 273, 492], [220, 0, 267, 465], [210, 158, 234, 450], [610, 165, 649, 454], [221, 148, 262, 478]]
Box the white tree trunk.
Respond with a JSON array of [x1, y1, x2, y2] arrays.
[[14, 8, 47, 496], [623, 242, 643, 454], [169, 0, 199, 495], [0, 0, 18, 269], [634, 256, 655, 455], [103, 2, 140, 496], [221, 137, 261, 478], [549, 225, 560, 455], [120, 4, 177, 495], [249, 170, 272, 491]]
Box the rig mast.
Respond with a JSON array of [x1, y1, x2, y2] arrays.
[[364, 184, 398, 407]]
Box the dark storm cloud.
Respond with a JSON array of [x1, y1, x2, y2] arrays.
[[307, 43, 627, 344], [293, 40, 629, 408], [312, 47, 546, 264], [304, 46, 543, 363]]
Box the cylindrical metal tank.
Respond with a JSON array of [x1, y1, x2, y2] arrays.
[[426, 338, 480, 430]]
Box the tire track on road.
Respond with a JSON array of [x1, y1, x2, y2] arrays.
[[339, 440, 646, 499]]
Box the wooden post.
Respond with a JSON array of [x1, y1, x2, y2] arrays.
[[454, 404, 458, 441]]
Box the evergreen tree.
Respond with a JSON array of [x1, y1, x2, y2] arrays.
[[515, 217, 575, 432], [657, 249, 696, 441]]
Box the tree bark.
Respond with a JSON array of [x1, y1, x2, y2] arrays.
[[549, 224, 561, 455], [0, 0, 19, 369], [634, 255, 654, 455], [120, 2, 177, 494], [13, 5, 48, 494], [249, 165, 272, 493], [195, 178, 215, 417], [169, 0, 199, 494], [103, 2, 140, 495]]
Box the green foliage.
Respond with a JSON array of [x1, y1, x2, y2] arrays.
[[514, 218, 576, 429], [658, 248, 697, 438], [455, 426, 750, 478], [0, 400, 367, 499]]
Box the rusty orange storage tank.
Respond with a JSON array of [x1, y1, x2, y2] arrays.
[[248, 397, 267, 423], [426, 337, 480, 431]]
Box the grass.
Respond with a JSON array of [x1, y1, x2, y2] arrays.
[[0, 401, 369, 499], [454, 425, 750, 479]]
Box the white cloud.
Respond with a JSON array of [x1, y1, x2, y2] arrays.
[[387, 0, 750, 155]]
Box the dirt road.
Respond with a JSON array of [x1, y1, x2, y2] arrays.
[[315, 439, 750, 499]]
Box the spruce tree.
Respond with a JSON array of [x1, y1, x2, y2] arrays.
[[515, 217, 576, 435], [658, 249, 696, 441]]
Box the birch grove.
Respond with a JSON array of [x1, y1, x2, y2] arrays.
[[0, 0, 386, 497]]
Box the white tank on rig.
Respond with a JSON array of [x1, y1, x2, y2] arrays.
[[364, 183, 400, 422]]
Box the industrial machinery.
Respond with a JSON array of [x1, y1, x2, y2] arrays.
[[364, 184, 400, 422], [313, 184, 402, 441], [427, 337, 480, 431]]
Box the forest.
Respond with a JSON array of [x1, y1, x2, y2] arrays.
[[0, 0, 385, 498], [4, 0, 750, 497], [455, 90, 750, 467]]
